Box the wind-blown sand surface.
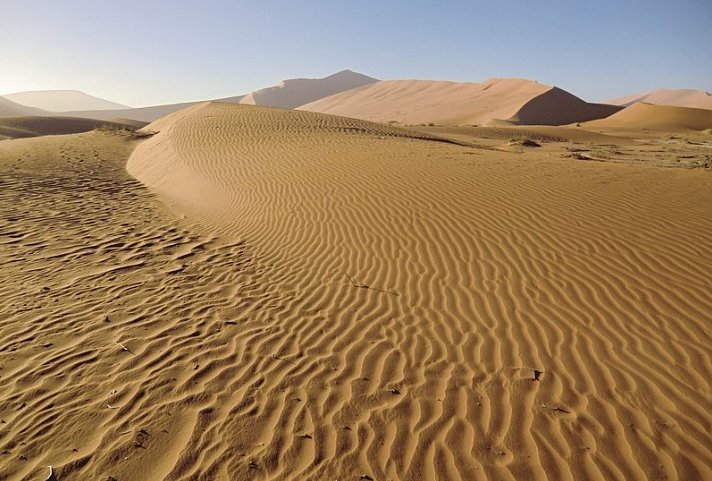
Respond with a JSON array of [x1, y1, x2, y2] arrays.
[[1, 103, 711, 481]]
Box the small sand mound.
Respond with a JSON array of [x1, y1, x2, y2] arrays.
[[509, 138, 541, 147]]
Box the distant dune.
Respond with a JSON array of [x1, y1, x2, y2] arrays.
[[584, 102, 712, 131], [3, 90, 131, 112], [0, 96, 48, 117], [605, 88, 712, 110], [0, 116, 144, 140], [56, 70, 377, 122], [238, 69, 378, 109], [299, 78, 620, 126], [61, 101, 200, 123]]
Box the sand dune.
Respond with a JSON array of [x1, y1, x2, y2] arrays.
[[55, 70, 375, 122], [3, 90, 131, 112], [298, 78, 620, 126], [584, 102, 712, 131], [130, 102, 712, 479], [0, 116, 144, 140], [0, 97, 48, 118], [238, 69, 378, 109], [1, 103, 711, 480], [605, 88, 712, 110]]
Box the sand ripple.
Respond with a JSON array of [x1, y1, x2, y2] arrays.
[[1, 106, 710, 480]]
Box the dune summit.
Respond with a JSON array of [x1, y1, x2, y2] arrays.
[[298, 78, 621, 126], [238, 69, 379, 109]]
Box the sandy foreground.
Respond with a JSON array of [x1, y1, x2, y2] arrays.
[[1, 103, 711, 481]]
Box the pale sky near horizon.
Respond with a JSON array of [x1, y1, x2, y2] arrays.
[[1, 0, 710, 107]]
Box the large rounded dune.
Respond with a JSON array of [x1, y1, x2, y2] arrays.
[[298, 78, 621, 126]]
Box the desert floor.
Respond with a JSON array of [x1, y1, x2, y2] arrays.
[[1, 106, 711, 481]]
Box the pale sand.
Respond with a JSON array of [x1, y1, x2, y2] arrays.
[[298, 78, 620, 126], [605, 88, 712, 110], [1, 103, 711, 480]]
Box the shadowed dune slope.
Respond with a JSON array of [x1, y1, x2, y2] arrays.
[[605, 88, 712, 110], [124, 101, 712, 479], [584, 102, 712, 131], [511, 87, 621, 125], [298, 78, 620, 125], [0, 116, 144, 140], [239, 69, 378, 109]]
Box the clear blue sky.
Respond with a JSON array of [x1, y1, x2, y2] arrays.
[[1, 0, 710, 107]]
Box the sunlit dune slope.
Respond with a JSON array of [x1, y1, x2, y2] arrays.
[[605, 88, 712, 110], [298, 78, 620, 125], [584, 102, 712, 131]]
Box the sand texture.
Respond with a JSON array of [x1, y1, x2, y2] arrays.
[[605, 89, 712, 110], [298, 78, 621, 126], [1, 103, 711, 481]]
